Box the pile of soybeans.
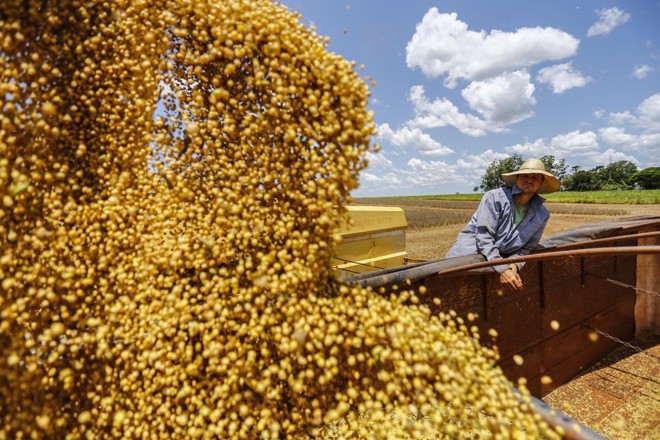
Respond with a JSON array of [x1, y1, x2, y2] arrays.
[[0, 1, 561, 438]]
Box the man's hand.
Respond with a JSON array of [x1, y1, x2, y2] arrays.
[[499, 264, 523, 290]]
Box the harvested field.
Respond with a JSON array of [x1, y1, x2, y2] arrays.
[[353, 198, 660, 261]]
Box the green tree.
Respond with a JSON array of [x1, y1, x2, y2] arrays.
[[539, 155, 568, 182], [564, 169, 599, 191], [631, 167, 660, 189], [598, 160, 638, 190], [474, 154, 523, 192]]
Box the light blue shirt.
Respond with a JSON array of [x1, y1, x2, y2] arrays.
[[446, 185, 549, 274]]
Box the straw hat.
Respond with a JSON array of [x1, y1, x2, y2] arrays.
[[500, 158, 561, 194]]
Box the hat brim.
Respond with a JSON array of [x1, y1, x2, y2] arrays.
[[500, 170, 561, 194]]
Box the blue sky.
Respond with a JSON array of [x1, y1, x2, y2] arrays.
[[278, 1, 660, 196]]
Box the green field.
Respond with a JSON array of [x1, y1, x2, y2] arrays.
[[386, 189, 660, 204]]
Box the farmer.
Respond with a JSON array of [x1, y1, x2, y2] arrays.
[[446, 158, 561, 291]]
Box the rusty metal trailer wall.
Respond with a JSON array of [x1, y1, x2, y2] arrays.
[[419, 247, 637, 397]]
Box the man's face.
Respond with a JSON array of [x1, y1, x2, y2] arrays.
[[516, 173, 544, 194]]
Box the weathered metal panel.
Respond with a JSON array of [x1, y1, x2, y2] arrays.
[[538, 327, 587, 396], [580, 298, 636, 365], [497, 294, 636, 397], [377, 249, 647, 399], [422, 274, 485, 316], [541, 326, 584, 372], [542, 287, 587, 336], [635, 231, 660, 337], [499, 346, 542, 392], [487, 286, 543, 357], [400, 246, 642, 398]]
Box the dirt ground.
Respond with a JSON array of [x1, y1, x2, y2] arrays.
[[405, 203, 660, 261]]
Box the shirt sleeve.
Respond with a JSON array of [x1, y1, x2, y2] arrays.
[[473, 192, 510, 274]]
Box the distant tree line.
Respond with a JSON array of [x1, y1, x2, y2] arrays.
[[475, 154, 660, 192]]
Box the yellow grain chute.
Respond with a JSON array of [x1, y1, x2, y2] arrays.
[[332, 206, 407, 277]]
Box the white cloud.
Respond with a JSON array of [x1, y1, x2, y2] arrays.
[[407, 74, 537, 135], [580, 149, 639, 168], [505, 93, 660, 168], [406, 8, 579, 88], [407, 85, 497, 137], [360, 150, 461, 193], [360, 149, 528, 195], [364, 150, 394, 169], [358, 155, 466, 195], [636, 93, 660, 133], [454, 149, 513, 176], [376, 123, 454, 156], [457, 149, 510, 166], [462, 70, 536, 124], [508, 130, 600, 158], [607, 111, 636, 126], [536, 62, 592, 94], [587, 7, 630, 37], [504, 124, 658, 170], [406, 158, 463, 186], [585, 93, 660, 164], [548, 130, 601, 154], [360, 171, 402, 186], [358, 173, 413, 196], [632, 65, 654, 79], [601, 92, 660, 133], [359, 151, 402, 190], [598, 126, 639, 147]]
